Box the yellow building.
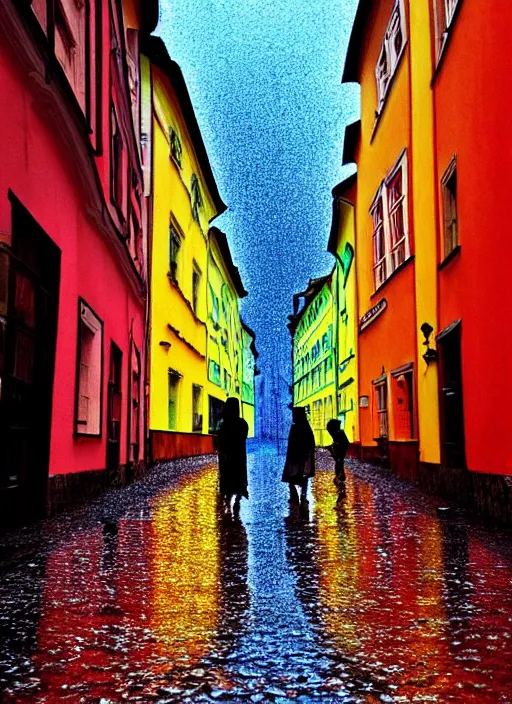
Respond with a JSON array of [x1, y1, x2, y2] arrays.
[[206, 227, 248, 433], [241, 321, 258, 439], [328, 173, 359, 444], [143, 38, 227, 448], [289, 276, 336, 447]]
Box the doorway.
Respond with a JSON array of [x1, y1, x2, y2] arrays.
[[0, 195, 60, 529], [106, 342, 123, 473], [438, 321, 465, 469]]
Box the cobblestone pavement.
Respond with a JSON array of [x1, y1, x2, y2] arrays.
[[2, 443, 512, 703]]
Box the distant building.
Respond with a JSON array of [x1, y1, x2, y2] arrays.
[[241, 321, 258, 438], [288, 276, 336, 447], [206, 227, 248, 433]]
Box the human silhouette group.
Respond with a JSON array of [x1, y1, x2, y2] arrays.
[[215, 399, 349, 515]]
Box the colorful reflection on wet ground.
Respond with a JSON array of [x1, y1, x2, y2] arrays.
[[2, 445, 512, 702]]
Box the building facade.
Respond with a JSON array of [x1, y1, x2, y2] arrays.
[[143, 37, 227, 462], [328, 173, 359, 445], [326, 0, 512, 520], [206, 227, 248, 434], [241, 322, 258, 439], [0, 0, 157, 529], [289, 276, 336, 447]]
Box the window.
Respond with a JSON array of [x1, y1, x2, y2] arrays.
[[54, 0, 87, 112], [129, 344, 141, 462], [192, 384, 203, 432], [372, 377, 388, 439], [169, 223, 181, 282], [209, 395, 225, 433], [76, 300, 103, 435], [391, 367, 415, 440], [111, 106, 125, 212], [209, 359, 221, 385], [192, 263, 202, 314], [375, 0, 406, 111], [191, 174, 203, 223], [107, 342, 122, 448], [434, 0, 461, 58], [169, 127, 183, 168], [441, 157, 458, 259], [168, 369, 181, 430], [370, 150, 410, 290]]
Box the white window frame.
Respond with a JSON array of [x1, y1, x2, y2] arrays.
[[444, 0, 459, 28], [76, 300, 103, 436], [375, 0, 407, 111], [441, 155, 458, 259], [370, 150, 410, 290]]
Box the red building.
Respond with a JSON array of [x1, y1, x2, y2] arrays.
[[0, 0, 158, 530]]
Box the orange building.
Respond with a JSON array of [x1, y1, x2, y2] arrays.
[[343, 0, 512, 521], [342, 0, 420, 480]]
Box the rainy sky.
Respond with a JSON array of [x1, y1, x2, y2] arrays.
[[157, 0, 359, 397]]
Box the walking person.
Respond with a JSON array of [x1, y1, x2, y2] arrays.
[[326, 419, 350, 506], [282, 407, 316, 508], [216, 397, 249, 514]]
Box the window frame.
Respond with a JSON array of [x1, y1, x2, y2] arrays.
[[168, 218, 183, 283], [167, 368, 182, 430], [191, 174, 203, 223], [169, 126, 183, 169], [375, 0, 407, 114], [192, 383, 203, 433], [370, 149, 411, 291], [192, 261, 202, 315], [372, 375, 389, 440], [441, 155, 458, 261], [74, 297, 104, 438]]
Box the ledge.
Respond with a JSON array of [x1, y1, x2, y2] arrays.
[[438, 244, 461, 271]]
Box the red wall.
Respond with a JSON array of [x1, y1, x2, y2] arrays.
[[433, 0, 511, 474], [0, 46, 145, 476]]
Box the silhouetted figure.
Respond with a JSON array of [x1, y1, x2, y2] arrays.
[[327, 419, 349, 505], [217, 397, 249, 512], [282, 407, 315, 507]]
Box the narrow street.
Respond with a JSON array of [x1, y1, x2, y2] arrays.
[[2, 446, 512, 703]]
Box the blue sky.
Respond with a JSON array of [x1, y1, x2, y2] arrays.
[[158, 0, 359, 396]]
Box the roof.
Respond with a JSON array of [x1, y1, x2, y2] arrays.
[[141, 1, 159, 34], [141, 36, 227, 218], [209, 227, 248, 299], [328, 173, 357, 255], [287, 274, 333, 336], [342, 0, 373, 84], [342, 120, 361, 166], [241, 320, 259, 360]]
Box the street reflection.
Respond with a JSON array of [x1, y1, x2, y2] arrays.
[[2, 449, 512, 702]]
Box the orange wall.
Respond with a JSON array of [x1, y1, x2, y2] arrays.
[[354, 0, 416, 448], [433, 0, 511, 473]]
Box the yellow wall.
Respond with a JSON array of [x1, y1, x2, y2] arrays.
[[332, 198, 359, 443], [206, 235, 243, 432], [409, 0, 441, 464], [292, 281, 336, 447], [149, 65, 218, 434]]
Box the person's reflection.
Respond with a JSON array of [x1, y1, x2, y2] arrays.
[[284, 504, 321, 630], [440, 517, 473, 644], [216, 502, 250, 656], [99, 519, 124, 615]]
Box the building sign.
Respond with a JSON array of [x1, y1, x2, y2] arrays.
[[359, 298, 387, 333], [359, 395, 369, 408]]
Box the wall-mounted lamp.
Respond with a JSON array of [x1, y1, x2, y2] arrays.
[[420, 322, 438, 365], [159, 341, 171, 351]]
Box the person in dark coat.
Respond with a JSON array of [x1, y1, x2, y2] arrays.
[[282, 406, 316, 506], [326, 419, 350, 505], [216, 397, 249, 513]]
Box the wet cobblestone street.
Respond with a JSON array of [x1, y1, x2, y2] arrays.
[[2, 444, 512, 703]]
